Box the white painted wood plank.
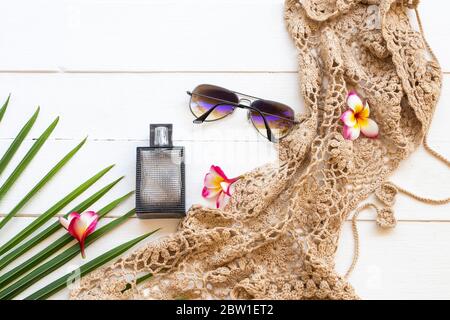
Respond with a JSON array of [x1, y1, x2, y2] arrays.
[[0, 73, 447, 222], [429, 79, 450, 143], [2, 218, 449, 300], [0, 0, 63, 71], [0, 73, 448, 142], [387, 142, 450, 221], [0, 73, 306, 142], [0, 0, 448, 72], [0, 0, 297, 72], [0, 75, 448, 220], [0, 138, 447, 221], [419, 0, 450, 72], [0, 139, 277, 219], [336, 221, 450, 300]]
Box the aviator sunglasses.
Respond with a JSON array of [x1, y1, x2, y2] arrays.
[[187, 84, 299, 143]]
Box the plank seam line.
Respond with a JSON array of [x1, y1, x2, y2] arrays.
[[0, 70, 300, 74], [0, 70, 446, 74], [1, 214, 449, 223], [0, 137, 447, 143], [0, 138, 276, 143]]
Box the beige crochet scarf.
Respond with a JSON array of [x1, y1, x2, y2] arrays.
[[71, 0, 446, 300]]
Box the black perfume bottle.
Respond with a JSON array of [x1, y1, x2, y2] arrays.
[[136, 124, 185, 218]]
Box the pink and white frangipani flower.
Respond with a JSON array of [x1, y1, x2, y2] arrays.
[[202, 165, 242, 208], [59, 211, 99, 259], [340, 91, 379, 141]]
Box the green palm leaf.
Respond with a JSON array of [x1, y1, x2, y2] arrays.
[[25, 229, 158, 300], [121, 273, 153, 293], [0, 107, 40, 177], [0, 178, 127, 272], [0, 191, 133, 288], [0, 115, 57, 201], [0, 94, 10, 125], [0, 137, 87, 231], [0, 99, 144, 301], [0, 209, 144, 299], [0, 165, 114, 256]]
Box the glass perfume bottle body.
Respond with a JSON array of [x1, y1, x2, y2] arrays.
[[136, 124, 185, 219]]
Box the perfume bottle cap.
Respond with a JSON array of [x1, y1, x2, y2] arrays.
[[150, 124, 173, 147]]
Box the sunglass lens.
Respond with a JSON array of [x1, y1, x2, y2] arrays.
[[249, 100, 295, 142], [190, 84, 238, 121]]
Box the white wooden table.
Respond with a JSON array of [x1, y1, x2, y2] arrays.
[[0, 0, 448, 300]]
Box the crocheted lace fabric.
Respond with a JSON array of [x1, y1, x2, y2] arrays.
[[71, 0, 441, 300]]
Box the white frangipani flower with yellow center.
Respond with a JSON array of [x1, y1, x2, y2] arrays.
[[340, 91, 379, 141]]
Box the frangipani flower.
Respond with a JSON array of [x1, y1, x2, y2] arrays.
[[340, 91, 379, 141], [202, 165, 241, 208], [60, 211, 99, 259]]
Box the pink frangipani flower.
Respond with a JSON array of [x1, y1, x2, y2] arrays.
[[60, 211, 99, 259], [340, 91, 379, 141], [202, 165, 241, 208]]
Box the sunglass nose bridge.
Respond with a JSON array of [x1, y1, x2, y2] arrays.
[[237, 98, 252, 108]]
